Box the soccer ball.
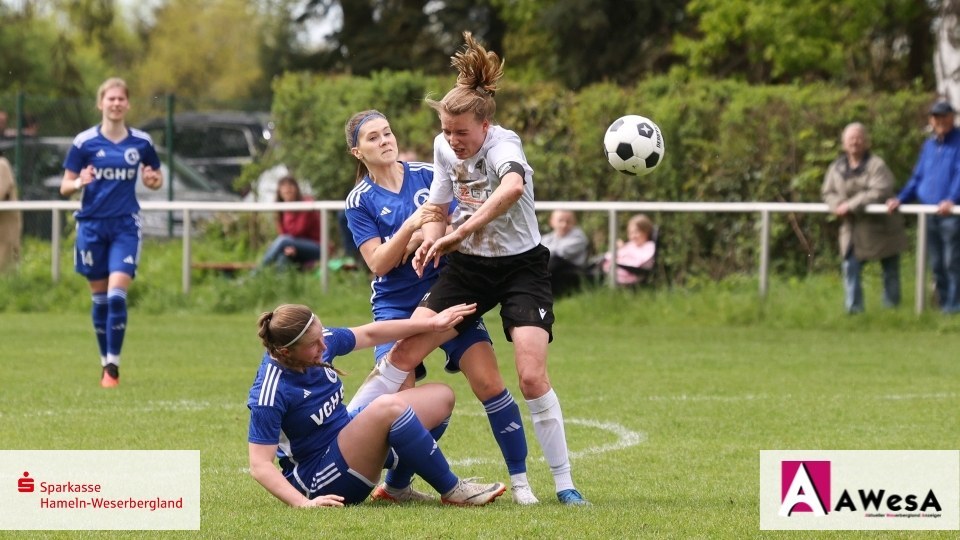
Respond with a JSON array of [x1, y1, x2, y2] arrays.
[[603, 115, 664, 176]]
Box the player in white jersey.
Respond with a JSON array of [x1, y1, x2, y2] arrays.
[[342, 110, 539, 504], [59, 78, 163, 388], [348, 33, 589, 506], [247, 302, 506, 507]]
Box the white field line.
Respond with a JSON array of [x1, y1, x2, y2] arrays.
[[640, 392, 959, 403], [445, 410, 646, 467], [4, 390, 955, 420]]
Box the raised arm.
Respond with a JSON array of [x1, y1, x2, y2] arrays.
[[349, 302, 476, 350]]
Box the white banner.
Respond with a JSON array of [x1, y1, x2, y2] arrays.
[[760, 450, 959, 530], [0, 450, 200, 530]]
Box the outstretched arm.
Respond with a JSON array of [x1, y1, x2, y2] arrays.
[[349, 302, 476, 350]]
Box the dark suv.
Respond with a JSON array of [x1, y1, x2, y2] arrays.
[[138, 111, 274, 194]]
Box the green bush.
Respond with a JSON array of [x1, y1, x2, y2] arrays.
[[267, 73, 930, 283]]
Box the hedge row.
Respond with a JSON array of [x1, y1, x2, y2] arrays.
[[269, 71, 933, 280]]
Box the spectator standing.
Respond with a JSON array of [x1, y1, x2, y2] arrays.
[[0, 155, 21, 272], [822, 122, 908, 313], [887, 101, 960, 313]]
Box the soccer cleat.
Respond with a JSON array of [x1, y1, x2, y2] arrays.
[[511, 483, 540, 505], [441, 478, 507, 506], [557, 488, 591, 506], [100, 364, 119, 388], [371, 483, 435, 503]]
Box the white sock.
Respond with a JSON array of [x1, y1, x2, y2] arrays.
[[106, 354, 120, 366], [526, 388, 574, 492], [510, 472, 530, 488], [346, 360, 409, 414]]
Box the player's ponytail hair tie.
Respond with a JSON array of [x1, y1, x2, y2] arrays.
[[351, 112, 386, 148], [283, 313, 315, 348], [452, 32, 502, 97]]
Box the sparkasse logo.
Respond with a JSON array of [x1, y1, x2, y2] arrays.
[[18, 472, 34, 493]]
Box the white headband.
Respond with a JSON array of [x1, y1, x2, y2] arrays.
[[282, 313, 315, 348]]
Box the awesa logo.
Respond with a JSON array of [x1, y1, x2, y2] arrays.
[[779, 461, 830, 516], [779, 460, 943, 516]]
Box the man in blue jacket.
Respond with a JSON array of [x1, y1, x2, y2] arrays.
[[888, 100, 960, 313]]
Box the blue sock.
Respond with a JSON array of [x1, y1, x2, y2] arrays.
[[484, 389, 528, 475], [386, 416, 449, 489], [106, 288, 128, 361], [92, 293, 108, 360], [387, 407, 457, 495]]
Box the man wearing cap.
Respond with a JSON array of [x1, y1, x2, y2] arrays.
[[887, 100, 960, 313]]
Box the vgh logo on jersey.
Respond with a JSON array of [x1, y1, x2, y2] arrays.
[[414, 188, 430, 207], [124, 148, 140, 165]]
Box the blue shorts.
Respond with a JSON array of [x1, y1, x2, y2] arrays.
[[74, 215, 142, 280], [373, 309, 492, 376], [287, 438, 375, 505]]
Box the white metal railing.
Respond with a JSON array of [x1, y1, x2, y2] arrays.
[[1, 200, 956, 314]]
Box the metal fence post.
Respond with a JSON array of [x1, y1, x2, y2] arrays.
[[606, 209, 618, 288], [182, 209, 191, 294], [166, 94, 176, 238], [759, 210, 770, 298], [320, 209, 329, 293], [915, 214, 927, 315], [51, 209, 61, 283]]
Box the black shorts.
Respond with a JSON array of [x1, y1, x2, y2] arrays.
[[420, 244, 554, 342]]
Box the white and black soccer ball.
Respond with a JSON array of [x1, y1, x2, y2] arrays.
[[603, 115, 665, 176]]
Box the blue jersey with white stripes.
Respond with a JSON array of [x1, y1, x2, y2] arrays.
[[344, 161, 450, 317], [247, 327, 356, 473], [64, 126, 161, 219]]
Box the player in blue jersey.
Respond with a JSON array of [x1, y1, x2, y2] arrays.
[[342, 110, 540, 505], [348, 33, 589, 506], [59, 78, 163, 388], [247, 302, 506, 507]]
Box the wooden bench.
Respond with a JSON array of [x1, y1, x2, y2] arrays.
[[191, 261, 256, 277]]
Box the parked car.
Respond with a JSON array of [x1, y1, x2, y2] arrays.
[[138, 111, 274, 195], [0, 137, 240, 238]]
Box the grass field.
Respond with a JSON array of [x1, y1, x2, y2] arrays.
[[2, 278, 960, 539]]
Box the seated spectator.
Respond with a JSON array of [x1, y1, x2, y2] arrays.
[[541, 210, 590, 298], [602, 214, 656, 287], [257, 176, 321, 271]]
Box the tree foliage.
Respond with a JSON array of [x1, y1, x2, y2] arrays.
[[674, 0, 935, 88], [298, 0, 505, 74], [132, 0, 263, 101]]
